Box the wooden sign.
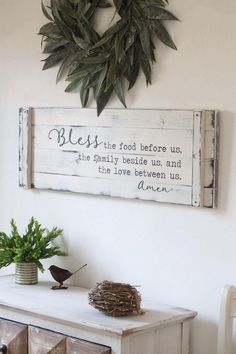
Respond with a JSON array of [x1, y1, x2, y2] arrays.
[[19, 108, 219, 207]]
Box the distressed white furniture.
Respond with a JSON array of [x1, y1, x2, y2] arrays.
[[0, 275, 197, 354], [19, 107, 219, 207], [217, 285, 236, 354]]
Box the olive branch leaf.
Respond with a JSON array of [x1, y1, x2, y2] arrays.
[[39, 0, 178, 116]]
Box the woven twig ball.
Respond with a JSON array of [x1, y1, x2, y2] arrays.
[[88, 280, 143, 317]]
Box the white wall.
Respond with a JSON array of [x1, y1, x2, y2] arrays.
[[0, 1, 236, 353]]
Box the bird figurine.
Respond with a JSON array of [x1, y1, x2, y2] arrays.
[[48, 264, 87, 290]]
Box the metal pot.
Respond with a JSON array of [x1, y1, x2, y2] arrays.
[[15, 263, 38, 285]]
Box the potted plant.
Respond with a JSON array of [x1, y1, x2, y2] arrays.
[[0, 217, 67, 284]]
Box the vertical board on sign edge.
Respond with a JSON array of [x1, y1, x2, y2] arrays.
[[203, 110, 219, 208], [192, 111, 205, 207], [19, 107, 32, 189]]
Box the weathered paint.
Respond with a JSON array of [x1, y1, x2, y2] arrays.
[[0, 275, 197, 354], [19, 108, 219, 208], [19, 107, 32, 189], [0, 319, 27, 354]]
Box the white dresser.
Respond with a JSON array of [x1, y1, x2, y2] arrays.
[[0, 275, 196, 354]]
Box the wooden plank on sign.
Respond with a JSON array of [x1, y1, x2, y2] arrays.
[[19, 108, 219, 208], [203, 110, 219, 208], [19, 107, 32, 189], [32, 108, 195, 130], [192, 111, 204, 207]]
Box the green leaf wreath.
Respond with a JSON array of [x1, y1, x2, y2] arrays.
[[39, 0, 178, 116]]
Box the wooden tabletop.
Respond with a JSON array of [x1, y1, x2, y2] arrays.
[[0, 275, 197, 337]]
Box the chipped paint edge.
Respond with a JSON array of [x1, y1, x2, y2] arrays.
[[19, 107, 32, 189]]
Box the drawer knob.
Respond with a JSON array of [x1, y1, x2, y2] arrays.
[[0, 344, 7, 353]]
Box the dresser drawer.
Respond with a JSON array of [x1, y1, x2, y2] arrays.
[[0, 319, 27, 354], [28, 325, 111, 354]]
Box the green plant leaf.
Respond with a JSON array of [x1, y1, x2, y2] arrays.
[[105, 58, 116, 90], [139, 22, 151, 59], [141, 0, 168, 7], [43, 39, 70, 54], [72, 34, 90, 49], [114, 27, 126, 63], [125, 25, 137, 51], [0, 217, 67, 272], [152, 21, 177, 49], [114, 78, 126, 107], [142, 5, 179, 20], [113, 0, 123, 12], [42, 49, 69, 70], [76, 18, 93, 44], [97, 0, 112, 8], [65, 77, 83, 92], [95, 63, 108, 98], [59, 9, 77, 29], [56, 53, 76, 83], [127, 56, 140, 89], [86, 0, 105, 19], [96, 84, 113, 116], [90, 34, 112, 50], [80, 79, 90, 106], [102, 19, 126, 39], [51, 1, 72, 40], [38, 22, 58, 36], [79, 53, 110, 65], [150, 38, 156, 62], [42, 1, 53, 21], [140, 51, 152, 85]]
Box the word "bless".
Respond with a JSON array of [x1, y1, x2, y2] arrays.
[[48, 128, 103, 148]]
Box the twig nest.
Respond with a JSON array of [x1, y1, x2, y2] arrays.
[[88, 281, 143, 317]]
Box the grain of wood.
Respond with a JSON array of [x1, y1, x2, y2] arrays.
[[19, 107, 32, 189], [0, 319, 27, 354], [67, 337, 111, 354], [28, 326, 66, 354], [0, 276, 197, 354], [19, 108, 218, 207]]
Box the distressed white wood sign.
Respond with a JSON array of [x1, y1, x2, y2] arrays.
[[19, 108, 219, 207]]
